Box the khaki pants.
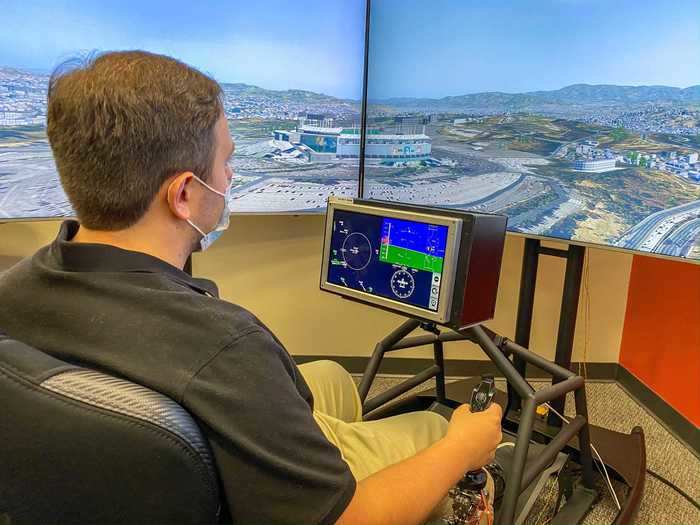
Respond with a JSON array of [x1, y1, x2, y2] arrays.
[[298, 360, 494, 523], [298, 360, 449, 481]]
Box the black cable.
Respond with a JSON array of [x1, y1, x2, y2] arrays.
[[646, 468, 700, 512]]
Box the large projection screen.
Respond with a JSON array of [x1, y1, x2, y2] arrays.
[[363, 0, 700, 262], [0, 0, 366, 219]]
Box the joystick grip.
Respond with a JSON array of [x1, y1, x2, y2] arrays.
[[461, 376, 497, 490], [469, 375, 496, 413], [446, 376, 499, 525]]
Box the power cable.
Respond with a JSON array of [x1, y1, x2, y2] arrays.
[[646, 468, 700, 512]]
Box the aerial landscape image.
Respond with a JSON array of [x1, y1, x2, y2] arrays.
[[365, 0, 700, 260], [0, 0, 365, 218]]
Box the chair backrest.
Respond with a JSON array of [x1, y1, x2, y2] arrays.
[[0, 335, 220, 525]]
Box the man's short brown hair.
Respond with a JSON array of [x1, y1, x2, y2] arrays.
[[47, 50, 223, 230]]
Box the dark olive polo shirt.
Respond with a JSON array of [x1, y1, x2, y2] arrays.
[[0, 220, 355, 525]]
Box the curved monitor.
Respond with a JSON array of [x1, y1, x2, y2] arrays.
[[363, 0, 700, 262], [320, 197, 507, 328], [0, 0, 366, 220]]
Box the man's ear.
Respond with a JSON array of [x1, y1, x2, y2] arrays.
[[166, 172, 196, 220]]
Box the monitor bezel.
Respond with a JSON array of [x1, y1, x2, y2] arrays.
[[320, 197, 463, 323]]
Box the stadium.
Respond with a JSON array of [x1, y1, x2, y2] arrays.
[[273, 116, 432, 163]]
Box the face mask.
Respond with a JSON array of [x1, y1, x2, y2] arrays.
[[186, 175, 232, 252]]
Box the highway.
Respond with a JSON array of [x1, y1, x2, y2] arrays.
[[616, 200, 700, 254], [657, 218, 700, 258]]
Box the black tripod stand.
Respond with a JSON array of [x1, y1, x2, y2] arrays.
[[357, 318, 597, 525]]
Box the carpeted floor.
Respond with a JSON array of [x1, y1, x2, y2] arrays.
[[356, 375, 700, 525]]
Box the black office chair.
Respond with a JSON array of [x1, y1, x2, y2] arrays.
[[0, 334, 221, 525]]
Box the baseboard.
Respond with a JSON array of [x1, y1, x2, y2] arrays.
[[292, 355, 699, 456], [616, 365, 700, 457], [292, 355, 618, 380]]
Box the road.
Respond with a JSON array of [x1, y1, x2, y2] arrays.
[[657, 217, 700, 258], [616, 200, 700, 254]]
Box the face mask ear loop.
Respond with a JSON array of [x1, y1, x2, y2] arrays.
[[186, 219, 206, 237], [186, 175, 232, 252], [192, 175, 226, 198]]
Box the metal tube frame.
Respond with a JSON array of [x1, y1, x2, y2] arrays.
[[358, 318, 420, 402], [511, 238, 587, 428], [359, 318, 596, 525], [363, 365, 441, 415], [550, 244, 585, 426], [521, 415, 585, 491], [433, 340, 447, 404], [512, 238, 540, 410]]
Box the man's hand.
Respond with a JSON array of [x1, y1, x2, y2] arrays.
[[336, 404, 503, 525], [446, 404, 502, 472]]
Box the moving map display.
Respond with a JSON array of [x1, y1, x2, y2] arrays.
[[0, 0, 366, 218], [327, 209, 448, 312], [363, 0, 700, 261]]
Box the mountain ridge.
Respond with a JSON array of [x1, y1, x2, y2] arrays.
[[3, 67, 697, 109], [0, 66, 358, 104], [221, 82, 358, 104], [374, 83, 700, 110]]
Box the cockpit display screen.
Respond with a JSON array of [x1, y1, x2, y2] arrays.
[[326, 209, 448, 311]]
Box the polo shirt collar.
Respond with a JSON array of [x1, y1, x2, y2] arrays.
[[48, 220, 219, 297]]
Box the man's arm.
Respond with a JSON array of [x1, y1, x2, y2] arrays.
[[336, 404, 502, 525]]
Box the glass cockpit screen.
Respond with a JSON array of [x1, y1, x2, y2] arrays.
[[327, 209, 448, 311]]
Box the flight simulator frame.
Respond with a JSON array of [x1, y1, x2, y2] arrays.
[[359, 318, 602, 525]]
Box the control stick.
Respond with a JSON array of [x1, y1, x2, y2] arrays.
[[445, 376, 497, 525]]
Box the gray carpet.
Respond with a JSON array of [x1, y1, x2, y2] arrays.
[[356, 375, 700, 525]]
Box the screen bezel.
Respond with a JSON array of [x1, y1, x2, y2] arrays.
[[320, 197, 463, 323]]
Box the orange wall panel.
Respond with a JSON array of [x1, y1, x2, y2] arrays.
[[619, 255, 700, 427]]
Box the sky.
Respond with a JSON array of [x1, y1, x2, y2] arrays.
[[368, 0, 700, 99], [0, 0, 366, 99]]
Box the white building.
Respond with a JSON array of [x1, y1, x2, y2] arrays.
[[573, 158, 617, 172]]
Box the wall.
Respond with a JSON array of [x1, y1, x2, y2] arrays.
[[197, 216, 632, 364], [0, 215, 632, 364], [619, 255, 700, 427]]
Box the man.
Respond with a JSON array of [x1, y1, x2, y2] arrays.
[[0, 51, 501, 525]]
